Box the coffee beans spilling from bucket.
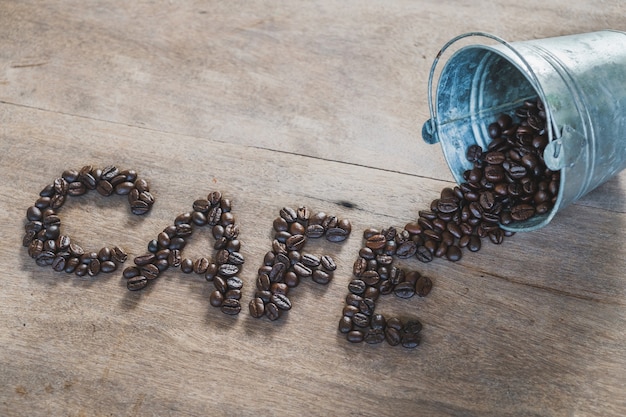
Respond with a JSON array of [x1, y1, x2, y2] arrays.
[[23, 166, 153, 277], [403, 99, 559, 262]]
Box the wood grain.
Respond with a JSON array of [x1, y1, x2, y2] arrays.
[[1, 1, 625, 416]]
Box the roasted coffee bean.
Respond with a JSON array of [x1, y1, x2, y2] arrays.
[[88, 259, 101, 276], [511, 204, 536, 221], [209, 290, 224, 307], [401, 333, 421, 349], [255, 290, 272, 303], [347, 330, 365, 343], [134, 253, 156, 266], [305, 224, 325, 238], [358, 298, 376, 316], [225, 289, 241, 300], [364, 329, 386, 344], [326, 227, 350, 242], [348, 279, 366, 295], [279, 207, 297, 223], [214, 277, 228, 293], [180, 258, 194, 273], [293, 262, 312, 278], [249, 298, 265, 318], [270, 293, 292, 310], [300, 253, 321, 268], [193, 257, 210, 274], [221, 299, 242, 315], [320, 255, 336, 271], [283, 271, 299, 287], [415, 245, 433, 263], [97, 247, 112, 262], [415, 276, 433, 297], [466, 144, 483, 162], [312, 269, 332, 285], [396, 241, 417, 258], [394, 282, 416, 299], [226, 276, 243, 291], [385, 327, 402, 346], [286, 234, 307, 251], [123, 266, 141, 279], [289, 221, 306, 236], [265, 302, 281, 321], [74, 263, 89, 277], [365, 234, 386, 250], [446, 245, 462, 262], [64, 257, 80, 274], [112, 246, 128, 263], [338, 316, 353, 333], [100, 260, 117, 273], [52, 255, 66, 272], [140, 263, 160, 280], [218, 263, 240, 278], [204, 263, 219, 281], [353, 312, 370, 328], [127, 275, 148, 291]]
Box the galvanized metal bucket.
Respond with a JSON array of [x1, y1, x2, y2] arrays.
[[422, 30, 626, 231]]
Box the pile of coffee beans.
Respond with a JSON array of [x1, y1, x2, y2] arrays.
[[23, 165, 153, 277], [250, 207, 351, 321], [123, 191, 246, 314], [338, 226, 430, 348], [401, 99, 559, 263]]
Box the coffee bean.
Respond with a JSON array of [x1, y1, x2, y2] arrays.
[[100, 260, 117, 273], [209, 290, 224, 307], [364, 329, 386, 344], [348, 279, 366, 295], [511, 204, 536, 221], [415, 276, 433, 297], [415, 245, 433, 262], [320, 255, 336, 271], [270, 293, 292, 311], [401, 332, 421, 349], [265, 302, 281, 321], [347, 330, 365, 343], [394, 282, 416, 299], [134, 253, 156, 266], [279, 207, 297, 223], [221, 299, 241, 315], [141, 263, 160, 280], [326, 227, 349, 242], [112, 246, 128, 263], [312, 269, 332, 285], [218, 263, 239, 277], [249, 298, 265, 318], [338, 316, 353, 333], [286, 234, 307, 251], [365, 234, 386, 250], [127, 275, 148, 291], [305, 224, 325, 238], [385, 327, 402, 346]]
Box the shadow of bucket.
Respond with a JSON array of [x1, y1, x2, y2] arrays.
[[422, 31, 626, 232]]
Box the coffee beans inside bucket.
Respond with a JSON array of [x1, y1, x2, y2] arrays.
[[404, 99, 559, 262]]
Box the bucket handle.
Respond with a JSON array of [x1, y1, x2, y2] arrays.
[[422, 32, 554, 146]]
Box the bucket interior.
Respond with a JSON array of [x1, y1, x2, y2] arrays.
[[435, 45, 555, 230]]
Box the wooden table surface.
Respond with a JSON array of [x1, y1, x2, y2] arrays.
[[1, 1, 625, 416]]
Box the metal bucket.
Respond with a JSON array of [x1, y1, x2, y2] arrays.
[[422, 30, 626, 231]]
